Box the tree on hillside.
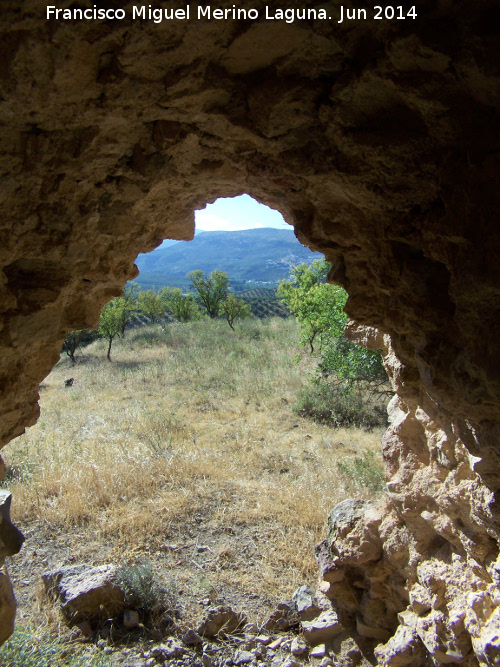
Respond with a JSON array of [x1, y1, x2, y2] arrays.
[[99, 298, 126, 361], [120, 282, 139, 335], [277, 260, 344, 353], [220, 295, 252, 330], [62, 330, 85, 364], [62, 329, 99, 363], [163, 288, 201, 323], [187, 269, 230, 318], [137, 287, 167, 324], [278, 260, 387, 391]]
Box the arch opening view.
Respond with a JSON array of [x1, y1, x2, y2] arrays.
[[0, 3, 499, 665], [3, 194, 392, 663]]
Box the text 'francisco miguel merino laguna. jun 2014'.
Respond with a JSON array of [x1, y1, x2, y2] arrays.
[[46, 5, 419, 24]]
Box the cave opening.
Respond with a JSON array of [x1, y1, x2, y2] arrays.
[[1, 193, 392, 658], [1, 3, 499, 662]]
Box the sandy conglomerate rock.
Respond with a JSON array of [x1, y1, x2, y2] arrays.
[[0, 1, 499, 663]]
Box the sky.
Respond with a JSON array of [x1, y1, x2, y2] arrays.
[[195, 194, 290, 232]]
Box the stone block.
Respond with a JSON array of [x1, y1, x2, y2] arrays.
[[302, 611, 343, 646]]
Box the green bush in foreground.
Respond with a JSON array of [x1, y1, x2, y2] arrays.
[[0, 629, 105, 667]]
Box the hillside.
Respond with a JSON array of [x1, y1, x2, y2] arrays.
[[135, 228, 320, 290]]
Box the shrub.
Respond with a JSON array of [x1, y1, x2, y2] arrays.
[[0, 629, 105, 666], [61, 329, 99, 363], [115, 561, 179, 619], [294, 380, 387, 429], [337, 450, 386, 493]]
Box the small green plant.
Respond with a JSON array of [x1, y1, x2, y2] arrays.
[[115, 560, 179, 617], [0, 629, 106, 666], [337, 450, 385, 493]]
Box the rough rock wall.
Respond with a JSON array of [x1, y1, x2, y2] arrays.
[[0, 1, 499, 662]]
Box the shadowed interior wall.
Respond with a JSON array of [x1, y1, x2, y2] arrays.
[[0, 1, 499, 663]]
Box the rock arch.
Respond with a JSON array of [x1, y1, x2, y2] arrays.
[[0, 2, 499, 663]]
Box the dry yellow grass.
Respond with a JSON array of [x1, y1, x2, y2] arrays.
[[3, 317, 386, 629]]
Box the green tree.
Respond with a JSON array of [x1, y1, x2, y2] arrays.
[[137, 287, 167, 324], [220, 295, 252, 330], [278, 260, 386, 391], [163, 288, 201, 323], [187, 269, 230, 318], [62, 330, 84, 364], [99, 298, 126, 361], [120, 282, 139, 335], [61, 329, 99, 363], [277, 260, 344, 353]]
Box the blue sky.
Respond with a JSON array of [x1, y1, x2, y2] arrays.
[[195, 194, 290, 232]]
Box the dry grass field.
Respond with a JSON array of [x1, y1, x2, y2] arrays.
[[1, 317, 386, 663]]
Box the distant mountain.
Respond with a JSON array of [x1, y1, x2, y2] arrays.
[[135, 228, 320, 291]]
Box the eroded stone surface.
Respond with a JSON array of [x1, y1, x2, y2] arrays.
[[0, 1, 499, 661], [42, 564, 125, 624]]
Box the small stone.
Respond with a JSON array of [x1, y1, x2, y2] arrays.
[[151, 639, 186, 660], [103, 647, 113, 655], [198, 606, 247, 638], [268, 638, 283, 650], [320, 658, 333, 667], [281, 659, 301, 667], [262, 601, 299, 632], [292, 586, 321, 622], [302, 611, 343, 646], [290, 637, 308, 656], [202, 654, 213, 667], [233, 649, 254, 665], [144, 660, 157, 667], [123, 609, 140, 630], [183, 628, 203, 646], [96, 639, 106, 649], [356, 616, 391, 641], [255, 635, 272, 645], [309, 644, 326, 658]]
